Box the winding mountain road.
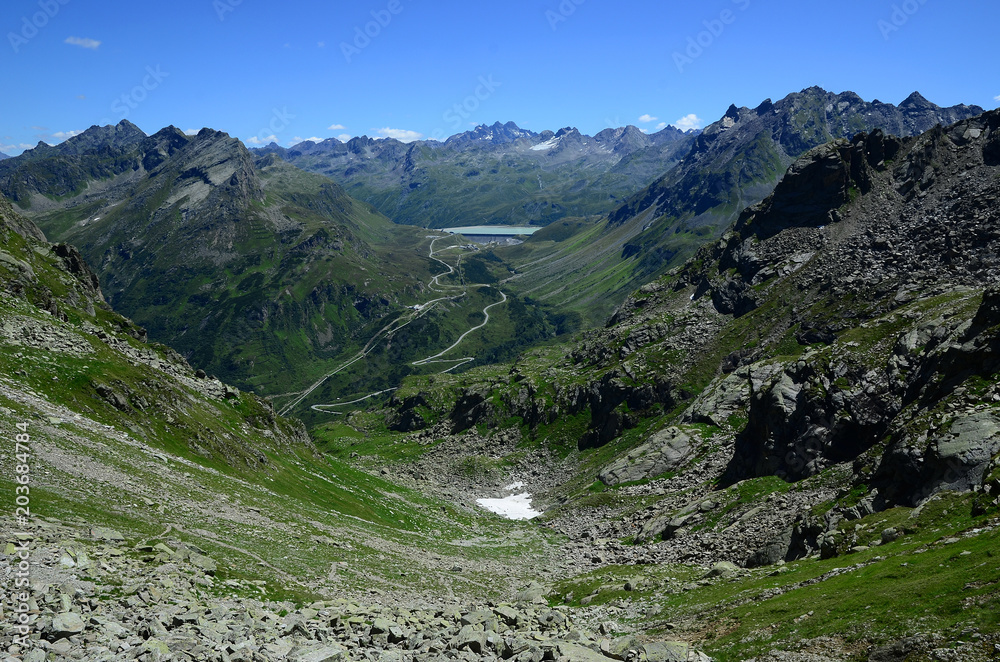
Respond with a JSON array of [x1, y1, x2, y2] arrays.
[[277, 235, 507, 416]]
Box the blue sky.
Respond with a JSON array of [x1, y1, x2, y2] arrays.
[[2, 0, 998, 154]]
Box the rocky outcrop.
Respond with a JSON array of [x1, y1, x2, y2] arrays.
[[702, 110, 1000, 507], [736, 131, 901, 241], [598, 426, 696, 486], [724, 282, 1000, 505], [51, 243, 103, 301], [725, 356, 895, 483]]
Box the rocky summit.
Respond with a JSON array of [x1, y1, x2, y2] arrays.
[[2, 102, 1000, 662]]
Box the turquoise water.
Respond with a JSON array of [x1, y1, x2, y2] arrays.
[[441, 225, 540, 236]]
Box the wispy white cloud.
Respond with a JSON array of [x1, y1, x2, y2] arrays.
[[317, 41, 325, 48], [638, 114, 658, 123], [671, 114, 704, 131], [76, 95, 86, 100], [1, 143, 34, 154], [995, 94, 1000, 102], [184, 129, 199, 136], [375, 127, 423, 142], [292, 136, 323, 144], [337, 133, 352, 142], [328, 123, 346, 130], [65, 36, 101, 50], [656, 122, 668, 131], [52, 130, 84, 141], [246, 134, 278, 145]]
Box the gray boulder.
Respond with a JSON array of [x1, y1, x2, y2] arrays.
[[49, 611, 86, 639], [289, 644, 346, 662], [926, 412, 1000, 492], [641, 641, 690, 662], [554, 641, 609, 661], [746, 527, 794, 567], [599, 427, 696, 486]]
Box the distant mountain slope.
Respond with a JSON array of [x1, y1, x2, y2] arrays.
[[610, 88, 984, 275], [0, 123, 438, 394], [258, 120, 695, 229], [0, 120, 147, 205], [0, 151, 10, 160], [0, 192, 309, 466], [499, 88, 985, 321]]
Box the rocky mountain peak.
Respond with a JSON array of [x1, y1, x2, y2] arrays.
[[594, 125, 653, 152], [55, 120, 148, 155], [446, 121, 536, 146], [754, 98, 774, 115], [900, 90, 932, 110], [153, 125, 187, 138], [193, 126, 233, 142]]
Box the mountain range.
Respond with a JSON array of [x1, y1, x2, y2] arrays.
[[494, 89, 985, 321], [0, 88, 985, 405], [0, 124, 576, 404], [0, 122, 443, 395], [255, 120, 695, 229]]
